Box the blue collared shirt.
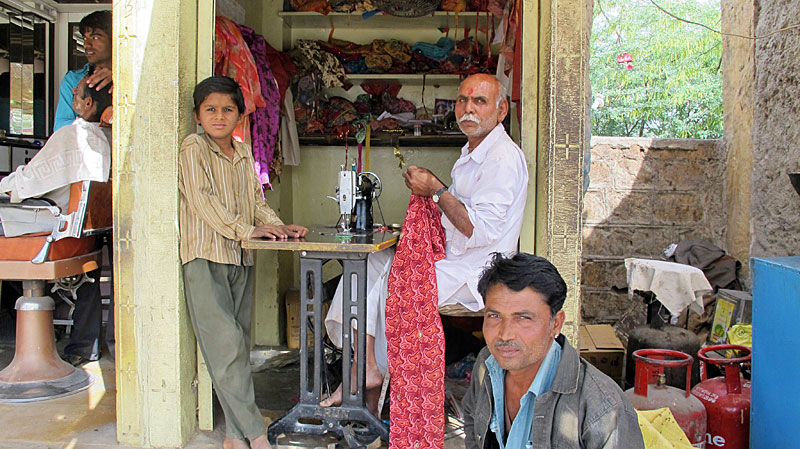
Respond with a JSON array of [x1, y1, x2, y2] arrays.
[[486, 339, 562, 449], [53, 64, 90, 132]]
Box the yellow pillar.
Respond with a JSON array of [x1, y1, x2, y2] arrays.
[[525, 0, 592, 345], [519, 0, 540, 253], [722, 0, 755, 286], [113, 0, 199, 446]]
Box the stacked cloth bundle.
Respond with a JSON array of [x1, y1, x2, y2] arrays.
[[316, 37, 494, 75], [386, 195, 447, 449], [293, 81, 416, 139]]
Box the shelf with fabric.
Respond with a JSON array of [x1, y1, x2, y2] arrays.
[[345, 73, 463, 85], [282, 9, 497, 152], [278, 11, 491, 30], [297, 133, 467, 147]]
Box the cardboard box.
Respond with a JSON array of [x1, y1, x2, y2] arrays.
[[285, 289, 328, 349], [579, 324, 625, 385]]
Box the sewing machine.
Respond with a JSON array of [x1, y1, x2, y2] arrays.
[[329, 163, 382, 234]]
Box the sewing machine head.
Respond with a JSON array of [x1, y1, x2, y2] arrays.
[[330, 163, 381, 233]]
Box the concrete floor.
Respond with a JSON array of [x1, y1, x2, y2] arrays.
[[0, 339, 468, 449]]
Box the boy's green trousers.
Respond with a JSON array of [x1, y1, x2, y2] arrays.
[[183, 258, 264, 441]]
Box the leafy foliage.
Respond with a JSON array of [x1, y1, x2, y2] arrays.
[[591, 0, 723, 138]]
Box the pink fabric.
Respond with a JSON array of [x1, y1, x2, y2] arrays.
[[386, 195, 447, 449], [237, 23, 281, 189]]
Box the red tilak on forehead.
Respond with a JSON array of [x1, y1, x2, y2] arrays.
[[467, 88, 474, 95]]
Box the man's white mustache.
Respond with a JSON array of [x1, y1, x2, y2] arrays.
[[494, 340, 520, 350], [458, 113, 481, 124]]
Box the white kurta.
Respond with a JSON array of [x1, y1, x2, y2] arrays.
[[325, 124, 528, 373], [0, 118, 111, 236], [436, 124, 529, 311]]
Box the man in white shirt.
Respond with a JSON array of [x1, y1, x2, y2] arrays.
[[323, 73, 528, 409]]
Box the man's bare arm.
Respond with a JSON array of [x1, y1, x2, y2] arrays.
[[437, 190, 473, 238]]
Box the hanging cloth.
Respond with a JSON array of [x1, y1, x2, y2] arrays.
[[237, 23, 282, 188], [386, 195, 447, 449], [280, 89, 301, 166], [214, 16, 266, 145], [263, 39, 297, 105]]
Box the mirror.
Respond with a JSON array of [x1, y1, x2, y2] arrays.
[[0, 4, 49, 137]]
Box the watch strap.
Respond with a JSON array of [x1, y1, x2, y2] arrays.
[[433, 186, 448, 203]]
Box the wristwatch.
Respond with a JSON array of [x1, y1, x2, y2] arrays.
[[432, 186, 448, 203]]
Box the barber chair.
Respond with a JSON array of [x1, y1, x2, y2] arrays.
[[0, 179, 111, 402]]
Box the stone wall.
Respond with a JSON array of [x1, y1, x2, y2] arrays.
[[582, 137, 727, 324], [751, 0, 800, 258]]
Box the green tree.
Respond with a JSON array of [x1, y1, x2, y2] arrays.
[[591, 0, 722, 138]]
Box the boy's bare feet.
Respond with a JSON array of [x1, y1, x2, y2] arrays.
[[250, 435, 272, 449], [222, 438, 250, 449]]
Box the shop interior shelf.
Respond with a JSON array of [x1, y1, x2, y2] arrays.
[[345, 73, 463, 85], [298, 133, 467, 147], [278, 11, 490, 30]]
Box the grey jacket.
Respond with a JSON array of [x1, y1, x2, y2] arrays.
[[462, 335, 644, 449]]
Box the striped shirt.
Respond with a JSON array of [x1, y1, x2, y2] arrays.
[[178, 133, 283, 266]]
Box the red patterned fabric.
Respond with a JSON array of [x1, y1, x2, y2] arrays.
[[386, 195, 447, 449]]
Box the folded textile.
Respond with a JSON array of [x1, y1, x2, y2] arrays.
[[412, 37, 456, 61], [289, 0, 332, 14], [291, 40, 347, 88]]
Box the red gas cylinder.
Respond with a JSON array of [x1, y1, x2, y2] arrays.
[[691, 345, 751, 449], [625, 349, 707, 447]]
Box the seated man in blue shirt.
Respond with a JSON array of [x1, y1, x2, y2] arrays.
[[54, 10, 112, 132], [462, 253, 644, 449], [50, 9, 113, 366]]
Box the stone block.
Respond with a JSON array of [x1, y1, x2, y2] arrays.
[[620, 144, 647, 162], [583, 226, 671, 259], [606, 190, 654, 224], [588, 158, 614, 188], [653, 192, 704, 225], [582, 260, 627, 289], [676, 228, 726, 247], [616, 156, 657, 189], [590, 143, 613, 160], [582, 189, 608, 224], [581, 288, 636, 323], [657, 160, 708, 190]]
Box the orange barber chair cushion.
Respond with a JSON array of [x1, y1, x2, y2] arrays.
[[0, 181, 110, 262], [0, 233, 97, 261]]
